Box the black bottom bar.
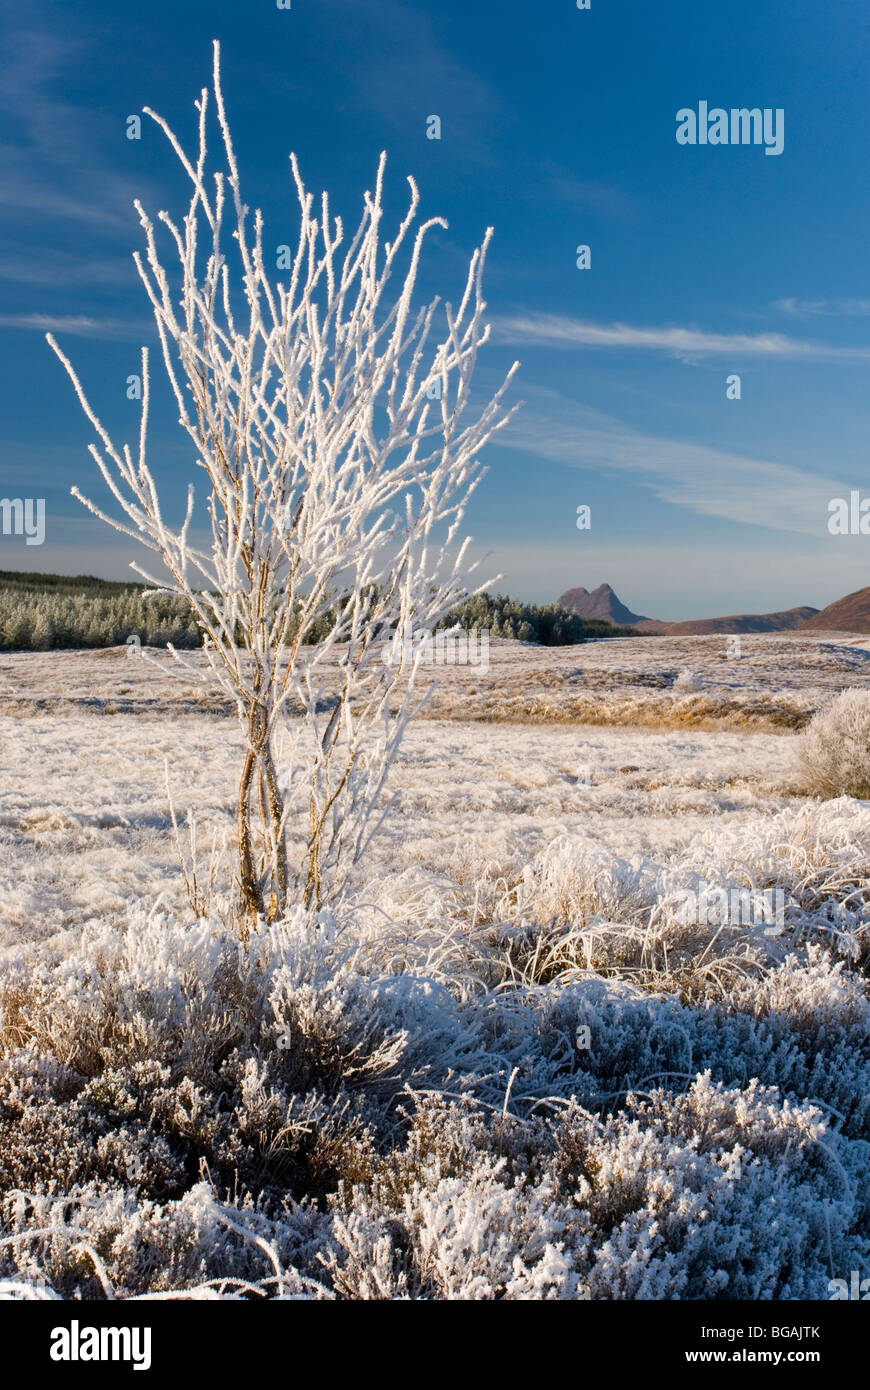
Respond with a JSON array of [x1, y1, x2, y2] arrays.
[[3, 1296, 860, 1377]]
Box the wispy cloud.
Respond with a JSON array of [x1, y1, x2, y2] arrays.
[[500, 387, 847, 537], [0, 313, 150, 338], [496, 312, 870, 362], [2, 314, 104, 334], [0, 250, 134, 289], [0, 15, 154, 285], [774, 296, 870, 318]]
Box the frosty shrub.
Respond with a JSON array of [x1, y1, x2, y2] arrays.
[[48, 41, 516, 927], [1, 912, 868, 1299], [795, 689, 870, 799], [673, 669, 699, 694]]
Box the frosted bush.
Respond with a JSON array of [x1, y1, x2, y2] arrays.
[[1, 910, 868, 1299], [673, 669, 700, 693], [795, 688, 870, 799]]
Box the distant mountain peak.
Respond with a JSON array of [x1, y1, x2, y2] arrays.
[[557, 583, 649, 627], [557, 581, 820, 634]]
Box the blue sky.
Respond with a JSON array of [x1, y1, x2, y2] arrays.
[[1, 0, 869, 618]]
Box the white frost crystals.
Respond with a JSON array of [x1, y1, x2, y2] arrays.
[[795, 689, 870, 801], [46, 39, 518, 925], [1, 911, 868, 1300]]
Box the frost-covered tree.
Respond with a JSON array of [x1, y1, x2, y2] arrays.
[[48, 41, 517, 927]]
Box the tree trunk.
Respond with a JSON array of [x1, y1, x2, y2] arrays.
[[237, 697, 288, 929], [236, 743, 262, 929], [263, 744, 288, 912]]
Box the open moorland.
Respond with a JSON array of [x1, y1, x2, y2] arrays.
[[1, 633, 869, 1299]]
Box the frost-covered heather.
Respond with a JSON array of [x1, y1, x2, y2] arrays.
[[1, 635, 869, 1298], [3, 628, 869, 728], [795, 689, 870, 800], [1, 916, 868, 1300]]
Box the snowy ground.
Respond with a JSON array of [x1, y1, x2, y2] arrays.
[[3, 627, 870, 727], [1, 634, 869, 1299], [1, 632, 868, 950]]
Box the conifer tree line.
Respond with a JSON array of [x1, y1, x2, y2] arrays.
[[0, 572, 637, 651]]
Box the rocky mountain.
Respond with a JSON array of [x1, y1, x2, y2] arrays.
[[557, 583, 820, 635], [557, 583, 651, 627]]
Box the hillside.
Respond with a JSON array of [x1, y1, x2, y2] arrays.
[[636, 606, 818, 635], [800, 586, 870, 631], [0, 569, 144, 596]]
